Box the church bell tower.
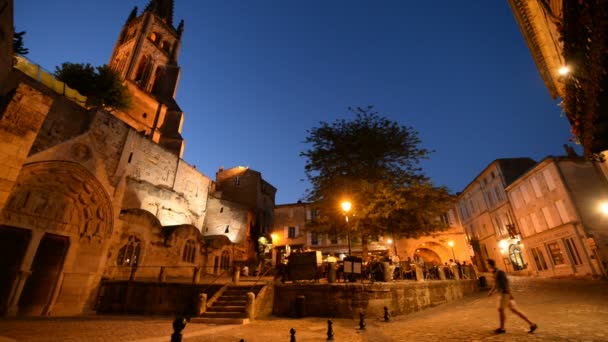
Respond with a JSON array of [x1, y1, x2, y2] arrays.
[[108, 0, 185, 157]]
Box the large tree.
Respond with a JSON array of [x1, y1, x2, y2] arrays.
[[55, 62, 131, 111], [301, 106, 452, 256], [13, 28, 29, 55]]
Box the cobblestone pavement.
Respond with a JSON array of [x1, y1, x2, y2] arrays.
[[0, 277, 607, 341]]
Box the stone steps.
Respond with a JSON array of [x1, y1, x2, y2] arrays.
[[196, 285, 265, 325]]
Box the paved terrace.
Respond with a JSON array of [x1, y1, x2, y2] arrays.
[[0, 277, 607, 341]]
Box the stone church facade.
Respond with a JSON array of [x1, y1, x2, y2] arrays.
[[0, 0, 269, 316]]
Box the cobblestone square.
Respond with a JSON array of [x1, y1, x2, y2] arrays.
[[1, 278, 607, 341]]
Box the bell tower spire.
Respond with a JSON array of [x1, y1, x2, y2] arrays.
[[107, 1, 185, 157]]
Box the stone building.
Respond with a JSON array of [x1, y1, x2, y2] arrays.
[[108, 1, 186, 157], [508, 1, 608, 166], [506, 156, 608, 277], [214, 166, 277, 258], [0, 0, 255, 317], [271, 202, 471, 266], [457, 158, 536, 272]]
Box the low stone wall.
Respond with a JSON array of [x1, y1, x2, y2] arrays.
[[96, 281, 224, 316], [273, 280, 478, 319]]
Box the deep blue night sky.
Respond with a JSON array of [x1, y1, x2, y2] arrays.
[[14, 1, 575, 204]]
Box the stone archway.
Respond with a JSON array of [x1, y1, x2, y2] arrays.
[[0, 161, 114, 315], [414, 248, 442, 265]]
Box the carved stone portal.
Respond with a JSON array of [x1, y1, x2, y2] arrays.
[[1, 161, 114, 243]]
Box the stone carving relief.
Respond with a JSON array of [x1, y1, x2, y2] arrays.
[[2, 162, 114, 243], [70, 143, 92, 162]]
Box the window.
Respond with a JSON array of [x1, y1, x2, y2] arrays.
[[288, 226, 296, 239], [220, 207, 224, 213], [541, 207, 557, 228], [495, 186, 504, 201], [440, 213, 450, 226], [531, 212, 544, 233], [182, 240, 196, 263], [555, 200, 570, 223], [117, 235, 141, 266], [330, 232, 338, 244], [511, 190, 522, 209], [311, 232, 319, 246], [519, 216, 530, 237], [520, 184, 531, 203], [546, 242, 565, 265], [234, 176, 240, 186], [531, 177, 543, 198], [220, 250, 231, 270], [530, 247, 548, 271], [543, 169, 556, 190], [564, 237, 582, 265]]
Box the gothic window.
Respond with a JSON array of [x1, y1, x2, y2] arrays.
[[151, 66, 165, 95], [161, 41, 171, 53], [134, 55, 151, 82], [149, 32, 159, 43], [116, 235, 141, 266], [182, 239, 196, 263], [220, 250, 231, 270]]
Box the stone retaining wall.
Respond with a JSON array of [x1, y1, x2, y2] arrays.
[[273, 280, 478, 319]]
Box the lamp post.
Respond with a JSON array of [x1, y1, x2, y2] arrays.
[[448, 240, 456, 261], [341, 201, 352, 256]]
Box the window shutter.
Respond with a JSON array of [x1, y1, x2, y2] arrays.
[[531, 177, 543, 197], [543, 169, 556, 190], [555, 200, 570, 223]]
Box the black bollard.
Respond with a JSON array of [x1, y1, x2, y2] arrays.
[[239, 340, 245, 342], [384, 306, 390, 322], [171, 316, 187, 342], [327, 319, 335, 340], [359, 311, 366, 330], [290, 327, 296, 342]]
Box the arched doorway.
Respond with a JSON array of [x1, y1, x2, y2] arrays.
[[1, 161, 114, 315], [509, 244, 525, 271], [18, 233, 69, 316], [414, 248, 442, 265], [0, 227, 31, 315]]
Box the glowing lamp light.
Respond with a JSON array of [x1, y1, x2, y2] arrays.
[[498, 240, 509, 250], [387, 239, 393, 245], [558, 66, 570, 76], [448, 240, 455, 247], [270, 233, 277, 243], [341, 201, 352, 213], [600, 202, 608, 215]]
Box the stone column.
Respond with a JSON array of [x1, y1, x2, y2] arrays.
[[196, 293, 207, 316], [192, 266, 201, 284], [232, 266, 240, 284], [415, 265, 424, 282], [437, 266, 446, 280], [245, 292, 255, 320], [6, 229, 44, 316], [451, 266, 460, 281]]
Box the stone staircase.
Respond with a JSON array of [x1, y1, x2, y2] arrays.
[[191, 284, 265, 325]]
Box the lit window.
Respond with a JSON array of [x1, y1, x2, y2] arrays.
[[117, 235, 141, 266], [546, 242, 564, 265]]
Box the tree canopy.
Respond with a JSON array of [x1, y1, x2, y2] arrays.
[[13, 29, 29, 55], [301, 107, 453, 249], [54, 62, 131, 111]]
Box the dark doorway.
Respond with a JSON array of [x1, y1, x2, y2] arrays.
[[0, 226, 31, 315], [18, 233, 69, 316]]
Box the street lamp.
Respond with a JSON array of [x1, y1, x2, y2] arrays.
[[448, 240, 456, 260], [341, 200, 352, 256]]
